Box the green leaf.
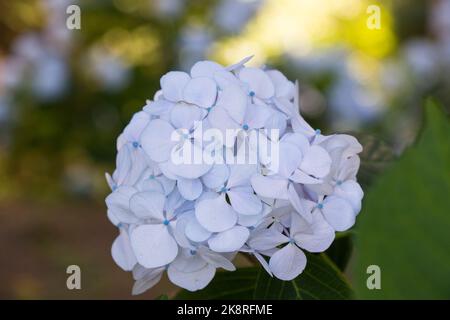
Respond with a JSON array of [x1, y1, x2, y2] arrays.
[[355, 99, 450, 299], [175, 253, 354, 300], [156, 294, 169, 300], [325, 233, 353, 272]]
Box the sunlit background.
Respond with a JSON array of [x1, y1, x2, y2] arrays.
[[0, 0, 449, 299]]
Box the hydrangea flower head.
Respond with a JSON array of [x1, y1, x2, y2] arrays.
[[106, 56, 364, 294]]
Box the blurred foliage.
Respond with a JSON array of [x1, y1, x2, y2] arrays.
[[355, 99, 450, 299]]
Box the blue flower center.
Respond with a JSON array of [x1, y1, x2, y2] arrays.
[[249, 91, 255, 97], [220, 186, 229, 193], [317, 203, 324, 209], [190, 249, 197, 255], [315, 129, 321, 135], [289, 238, 295, 244], [336, 180, 342, 186], [242, 124, 249, 130], [132, 141, 139, 148], [149, 174, 155, 180], [163, 219, 170, 226]]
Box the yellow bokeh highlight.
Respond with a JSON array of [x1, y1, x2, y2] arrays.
[[212, 0, 396, 65]]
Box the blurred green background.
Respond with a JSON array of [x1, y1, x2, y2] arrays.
[[0, 0, 449, 299]]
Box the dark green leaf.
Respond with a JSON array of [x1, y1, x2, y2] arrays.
[[355, 99, 450, 299], [325, 233, 353, 272], [176, 253, 353, 300]]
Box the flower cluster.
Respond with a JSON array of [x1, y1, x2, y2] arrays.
[[106, 57, 363, 294]]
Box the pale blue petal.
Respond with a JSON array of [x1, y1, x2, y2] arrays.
[[208, 226, 249, 252], [161, 71, 190, 102], [195, 194, 238, 232], [321, 195, 355, 232], [228, 187, 262, 215], [183, 77, 217, 108], [141, 119, 177, 162], [269, 243, 306, 281], [129, 191, 166, 221], [131, 224, 178, 268], [177, 178, 203, 200]]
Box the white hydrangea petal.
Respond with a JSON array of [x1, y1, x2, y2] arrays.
[[287, 184, 313, 224], [264, 108, 287, 136], [208, 226, 250, 252], [131, 224, 178, 268], [334, 180, 363, 214], [251, 174, 289, 200], [107, 210, 121, 226], [170, 102, 206, 129], [112, 229, 137, 271], [248, 228, 289, 251], [277, 142, 302, 178], [198, 246, 236, 271], [164, 188, 185, 216], [228, 187, 262, 215], [168, 263, 215, 292], [190, 60, 224, 78], [105, 186, 139, 224], [279, 132, 307, 153], [167, 155, 212, 179], [105, 172, 115, 191], [113, 145, 132, 186], [290, 169, 322, 185], [239, 67, 275, 99], [195, 194, 238, 232], [337, 156, 360, 182], [121, 111, 150, 147], [185, 216, 212, 242], [173, 213, 194, 248], [161, 71, 190, 102], [254, 252, 272, 276], [131, 267, 164, 295], [244, 103, 273, 129], [177, 178, 203, 200], [171, 251, 207, 272], [238, 212, 264, 227], [216, 84, 247, 124], [183, 77, 217, 108], [321, 196, 355, 232], [156, 175, 176, 195], [266, 70, 294, 99], [127, 148, 148, 186], [226, 55, 253, 71], [269, 243, 306, 281], [201, 163, 230, 189], [291, 212, 335, 253], [143, 99, 174, 117], [138, 177, 165, 194], [141, 119, 177, 162], [158, 161, 179, 180], [129, 191, 165, 220], [227, 164, 257, 188], [207, 106, 240, 148], [300, 145, 332, 178]]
